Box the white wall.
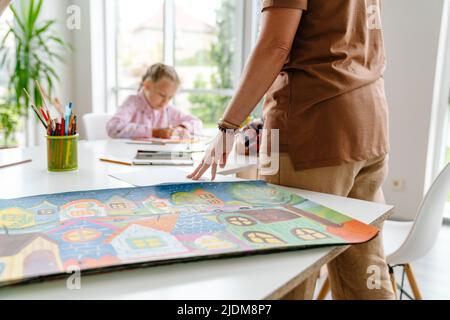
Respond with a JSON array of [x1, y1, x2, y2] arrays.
[[70, 0, 93, 139], [37, 0, 92, 140], [382, 0, 447, 220]]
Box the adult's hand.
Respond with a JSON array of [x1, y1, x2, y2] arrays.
[[187, 130, 235, 181], [188, 7, 302, 181]]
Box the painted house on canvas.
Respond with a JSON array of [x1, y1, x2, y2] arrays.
[[0, 208, 35, 230], [0, 233, 63, 282], [105, 196, 137, 216], [30, 201, 59, 225], [218, 208, 334, 247], [59, 199, 107, 221], [47, 218, 118, 268], [110, 224, 188, 261], [171, 189, 225, 207], [142, 195, 172, 214]]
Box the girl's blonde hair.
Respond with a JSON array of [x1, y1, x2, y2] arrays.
[[139, 63, 181, 91]]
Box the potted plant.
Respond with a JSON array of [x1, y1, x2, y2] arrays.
[[0, 102, 19, 148], [0, 0, 71, 147]]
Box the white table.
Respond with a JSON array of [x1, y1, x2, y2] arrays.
[[0, 140, 393, 299]]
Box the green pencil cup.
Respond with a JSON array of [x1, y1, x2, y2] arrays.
[[47, 134, 79, 172]]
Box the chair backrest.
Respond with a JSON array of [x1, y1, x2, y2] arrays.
[[82, 113, 112, 141], [388, 162, 450, 265]]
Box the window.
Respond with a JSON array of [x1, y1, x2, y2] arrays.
[[109, 203, 128, 209], [37, 209, 56, 216], [106, 0, 261, 128], [292, 228, 328, 241], [225, 216, 257, 226], [116, 0, 164, 101], [243, 231, 285, 245], [63, 229, 102, 243], [430, 7, 450, 222], [128, 237, 166, 249]]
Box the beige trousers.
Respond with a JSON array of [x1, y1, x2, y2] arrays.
[[259, 153, 395, 300]]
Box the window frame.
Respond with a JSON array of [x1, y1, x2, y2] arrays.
[[426, 0, 450, 221], [102, 0, 261, 114]]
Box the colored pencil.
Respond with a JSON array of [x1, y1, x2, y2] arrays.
[[35, 80, 51, 117], [99, 158, 133, 166], [30, 104, 48, 129], [53, 97, 65, 116], [61, 118, 65, 136]]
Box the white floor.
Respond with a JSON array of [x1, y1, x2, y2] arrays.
[[315, 224, 450, 300], [399, 224, 450, 300]]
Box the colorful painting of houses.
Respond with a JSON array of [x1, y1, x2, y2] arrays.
[[110, 224, 188, 261], [193, 234, 240, 252], [105, 196, 137, 216], [60, 199, 106, 221], [0, 180, 379, 287], [0, 208, 35, 230], [143, 195, 172, 214], [47, 218, 119, 269], [0, 233, 63, 283], [171, 189, 225, 206], [30, 201, 59, 225], [217, 207, 341, 248]]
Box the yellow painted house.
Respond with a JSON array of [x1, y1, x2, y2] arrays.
[[0, 233, 64, 283], [0, 208, 35, 230]]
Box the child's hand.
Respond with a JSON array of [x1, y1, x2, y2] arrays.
[[171, 125, 191, 139], [152, 128, 174, 139]]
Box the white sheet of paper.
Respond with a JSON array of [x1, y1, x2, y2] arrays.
[[108, 167, 236, 187]]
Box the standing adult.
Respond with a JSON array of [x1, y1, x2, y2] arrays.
[[189, 0, 394, 300]]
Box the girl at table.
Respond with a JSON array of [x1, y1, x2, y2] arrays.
[[106, 63, 202, 139]]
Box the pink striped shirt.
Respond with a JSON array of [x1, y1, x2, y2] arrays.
[[106, 91, 203, 139]]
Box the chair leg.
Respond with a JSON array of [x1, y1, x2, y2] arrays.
[[389, 267, 397, 299], [405, 264, 422, 300], [317, 277, 330, 300]]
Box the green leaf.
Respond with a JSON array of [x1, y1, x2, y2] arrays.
[[9, 5, 26, 35], [30, 0, 44, 30], [1, 28, 12, 47], [27, 0, 36, 36], [34, 20, 55, 36], [1, 0, 71, 124]]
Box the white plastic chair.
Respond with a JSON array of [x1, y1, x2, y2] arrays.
[[82, 113, 112, 141], [383, 162, 450, 299], [317, 162, 450, 300]]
